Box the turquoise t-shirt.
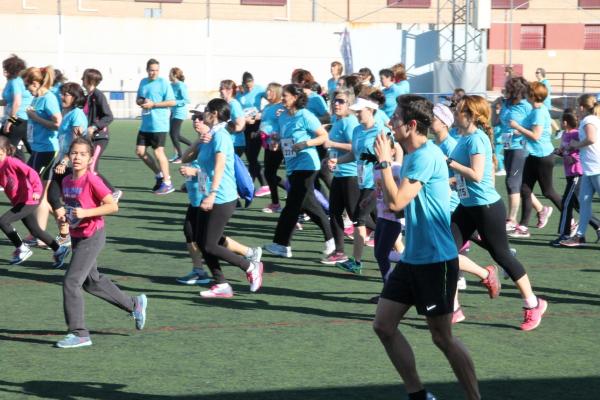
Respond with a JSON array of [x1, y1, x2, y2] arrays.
[[259, 102, 285, 144], [58, 108, 88, 158], [435, 135, 460, 212], [401, 140, 458, 264], [523, 105, 553, 157], [278, 108, 321, 175], [329, 114, 359, 178], [352, 124, 379, 189], [137, 77, 175, 133], [450, 129, 501, 207], [228, 98, 246, 147], [382, 82, 409, 118], [327, 78, 338, 97], [29, 92, 60, 152], [540, 78, 552, 110], [185, 158, 202, 207], [170, 81, 189, 121], [449, 127, 461, 141], [236, 85, 265, 112], [499, 99, 532, 150], [307, 93, 329, 118], [375, 109, 391, 134], [2, 77, 33, 120], [196, 125, 238, 205]]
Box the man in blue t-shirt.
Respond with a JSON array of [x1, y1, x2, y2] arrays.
[[372, 95, 480, 400], [136, 58, 176, 194]]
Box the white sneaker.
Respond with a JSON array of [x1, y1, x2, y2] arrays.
[[457, 276, 467, 290], [199, 283, 233, 298], [246, 246, 262, 264], [9, 246, 33, 265], [323, 238, 336, 255], [264, 243, 292, 258], [246, 261, 264, 293]]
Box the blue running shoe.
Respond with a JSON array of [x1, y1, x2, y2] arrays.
[[154, 182, 175, 195], [176, 269, 211, 285], [335, 257, 362, 275], [55, 333, 92, 349], [53, 245, 71, 269], [132, 294, 147, 330]]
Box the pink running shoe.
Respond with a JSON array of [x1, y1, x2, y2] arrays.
[[344, 226, 354, 240], [200, 283, 234, 298], [459, 240, 471, 255], [246, 262, 264, 293], [481, 265, 501, 299], [365, 238, 375, 247], [452, 307, 466, 324], [521, 298, 548, 331], [536, 206, 553, 229], [262, 203, 282, 213], [255, 186, 271, 198], [320, 252, 348, 265]]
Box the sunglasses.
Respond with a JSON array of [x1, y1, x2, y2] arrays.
[[333, 98, 347, 105], [191, 114, 203, 122]]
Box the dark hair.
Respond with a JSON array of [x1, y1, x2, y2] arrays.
[[2, 54, 26, 79], [504, 77, 530, 105], [61, 82, 86, 108], [536, 67, 546, 78], [311, 81, 322, 95], [54, 69, 66, 84], [562, 108, 578, 129], [282, 84, 308, 109], [360, 87, 385, 107], [242, 71, 254, 83], [340, 74, 362, 96], [379, 68, 394, 79], [358, 67, 375, 85], [0, 136, 16, 156], [291, 69, 315, 90], [170, 67, 185, 82], [206, 98, 231, 123], [396, 94, 433, 135], [146, 58, 159, 70], [82, 68, 103, 86], [69, 136, 95, 157]]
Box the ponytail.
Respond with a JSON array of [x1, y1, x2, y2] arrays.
[[22, 65, 55, 91]]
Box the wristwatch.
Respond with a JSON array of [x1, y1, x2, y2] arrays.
[[446, 158, 454, 166], [376, 161, 391, 170]]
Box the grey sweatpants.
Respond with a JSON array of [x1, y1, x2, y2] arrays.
[[63, 228, 134, 337]]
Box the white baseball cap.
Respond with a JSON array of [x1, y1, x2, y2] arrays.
[[349, 98, 380, 111]]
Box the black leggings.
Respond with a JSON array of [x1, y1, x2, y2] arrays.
[[504, 149, 527, 195], [315, 145, 332, 196], [47, 166, 71, 210], [195, 199, 250, 284], [183, 205, 197, 243], [558, 175, 600, 236], [329, 176, 360, 252], [1, 120, 30, 161], [263, 148, 284, 204], [244, 122, 265, 186], [169, 118, 191, 157], [520, 154, 562, 226], [273, 170, 333, 246], [91, 139, 115, 192], [451, 200, 527, 282], [0, 203, 58, 250]]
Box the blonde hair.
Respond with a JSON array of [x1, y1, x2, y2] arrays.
[[23, 66, 54, 91], [266, 82, 282, 102], [578, 94, 600, 117]]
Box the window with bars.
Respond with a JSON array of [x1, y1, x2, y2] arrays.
[[491, 0, 529, 9], [579, 0, 600, 9], [520, 25, 545, 50], [585, 25, 600, 49], [387, 0, 431, 8], [241, 0, 286, 5]]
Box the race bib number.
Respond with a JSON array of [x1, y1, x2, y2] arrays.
[[244, 107, 258, 118], [455, 174, 470, 199], [197, 168, 208, 195], [281, 138, 296, 159], [357, 163, 365, 186], [65, 200, 82, 228], [502, 132, 513, 149]]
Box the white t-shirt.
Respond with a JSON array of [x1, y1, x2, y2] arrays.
[[579, 115, 600, 176], [374, 163, 403, 223]]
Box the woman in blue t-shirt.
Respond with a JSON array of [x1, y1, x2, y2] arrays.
[[218, 80, 246, 154], [509, 81, 562, 238], [179, 98, 263, 298], [321, 88, 360, 265], [264, 84, 333, 259], [448, 95, 548, 331], [168, 67, 191, 163], [1, 54, 32, 160]]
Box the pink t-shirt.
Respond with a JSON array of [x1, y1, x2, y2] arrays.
[[62, 171, 111, 238], [561, 129, 583, 177], [374, 163, 403, 223], [0, 156, 43, 206]]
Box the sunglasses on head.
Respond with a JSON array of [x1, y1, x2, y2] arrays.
[[333, 98, 347, 105]]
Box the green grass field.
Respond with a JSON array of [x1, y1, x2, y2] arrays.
[[0, 120, 599, 400]]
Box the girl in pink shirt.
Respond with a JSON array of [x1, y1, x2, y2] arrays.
[[54, 137, 147, 349], [0, 136, 67, 266]]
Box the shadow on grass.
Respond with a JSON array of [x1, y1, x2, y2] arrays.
[[1, 377, 598, 400], [0, 329, 128, 345]]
